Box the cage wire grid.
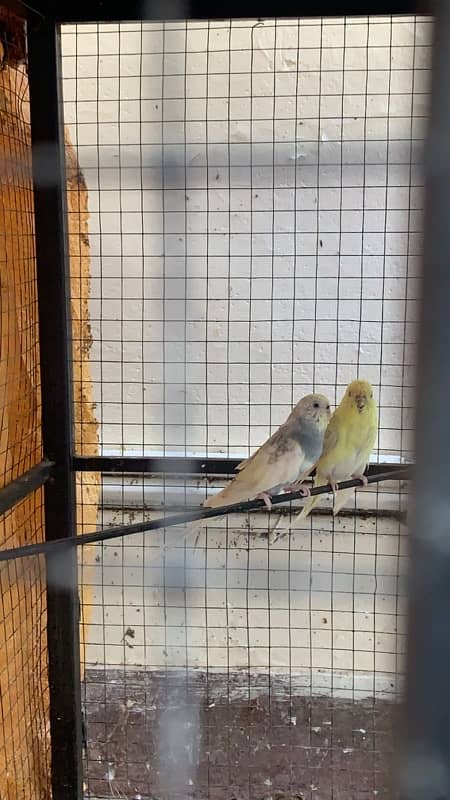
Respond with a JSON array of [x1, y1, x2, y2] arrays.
[[61, 14, 427, 800], [0, 19, 53, 796]]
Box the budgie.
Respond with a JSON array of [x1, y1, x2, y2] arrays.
[[295, 379, 378, 521], [144, 393, 331, 562], [203, 393, 331, 510]]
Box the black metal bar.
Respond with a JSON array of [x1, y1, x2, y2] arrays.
[[398, 3, 450, 799], [73, 454, 408, 477], [0, 460, 54, 516], [27, 14, 82, 800], [0, 467, 410, 562], [20, 0, 431, 24]]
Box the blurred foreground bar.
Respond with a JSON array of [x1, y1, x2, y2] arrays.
[[399, 2, 450, 799]]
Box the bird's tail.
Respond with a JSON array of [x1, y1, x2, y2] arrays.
[[294, 473, 327, 522], [203, 481, 248, 508], [295, 481, 357, 522], [203, 491, 227, 509], [331, 486, 354, 517]]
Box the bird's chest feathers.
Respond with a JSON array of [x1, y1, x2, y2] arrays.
[[323, 408, 375, 478], [290, 420, 322, 464], [343, 412, 372, 453]]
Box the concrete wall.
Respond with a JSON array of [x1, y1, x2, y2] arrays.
[[62, 15, 429, 464]]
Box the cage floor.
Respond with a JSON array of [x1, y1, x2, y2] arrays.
[[83, 668, 399, 800]]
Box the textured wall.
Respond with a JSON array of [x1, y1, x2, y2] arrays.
[[62, 15, 429, 465]]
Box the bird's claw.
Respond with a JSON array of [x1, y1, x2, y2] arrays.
[[257, 492, 272, 511], [327, 479, 339, 500], [284, 483, 310, 498], [353, 473, 369, 487]]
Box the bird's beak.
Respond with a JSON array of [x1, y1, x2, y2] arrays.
[[355, 395, 367, 411]]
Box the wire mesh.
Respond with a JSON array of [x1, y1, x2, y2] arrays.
[[0, 15, 53, 796], [62, 14, 429, 800], [0, 495, 49, 798]]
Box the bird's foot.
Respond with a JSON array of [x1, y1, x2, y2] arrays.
[[284, 483, 311, 498], [325, 478, 340, 515], [326, 478, 340, 502], [352, 473, 369, 487], [256, 492, 273, 511]]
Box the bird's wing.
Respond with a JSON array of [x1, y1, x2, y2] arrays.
[[320, 411, 341, 456], [356, 423, 377, 460], [203, 428, 305, 508], [235, 425, 285, 471], [331, 487, 355, 517]]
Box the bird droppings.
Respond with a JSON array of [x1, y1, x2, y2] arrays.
[[122, 627, 136, 648]]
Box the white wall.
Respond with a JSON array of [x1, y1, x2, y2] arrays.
[[62, 15, 430, 464], [82, 488, 408, 700]]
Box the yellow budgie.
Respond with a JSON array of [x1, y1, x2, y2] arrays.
[[295, 379, 378, 521]]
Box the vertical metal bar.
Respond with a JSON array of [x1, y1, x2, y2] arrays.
[[399, 3, 450, 799], [27, 14, 82, 800]]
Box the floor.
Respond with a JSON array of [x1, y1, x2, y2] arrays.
[[83, 667, 400, 800]]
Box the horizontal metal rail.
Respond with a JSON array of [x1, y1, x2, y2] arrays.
[[0, 466, 409, 562], [31, 0, 431, 24], [73, 455, 407, 477]]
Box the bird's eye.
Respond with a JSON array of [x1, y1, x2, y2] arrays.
[[326, 405, 330, 411], [313, 402, 319, 408]]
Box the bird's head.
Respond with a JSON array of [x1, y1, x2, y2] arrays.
[[344, 380, 374, 413], [292, 393, 331, 431]]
